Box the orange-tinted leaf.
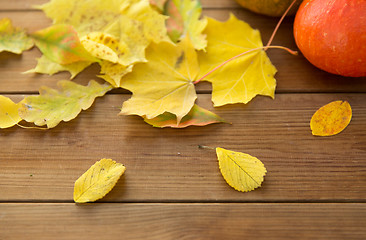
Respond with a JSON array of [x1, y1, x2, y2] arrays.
[[165, 0, 184, 42], [31, 24, 98, 65], [164, 0, 207, 50], [144, 104, 226, 128], [310, 100, 352, 136]]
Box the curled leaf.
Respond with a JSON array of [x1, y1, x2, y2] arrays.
[[0, 95, 22, 129], [310, 100, 352, 136], [19, 80, 112, 128], [144, 104, 226, 128], [31, 24, 98, 65], [0, 18, 33, 54], [216, 147, 266, 192], [74, 158, 126, 203]]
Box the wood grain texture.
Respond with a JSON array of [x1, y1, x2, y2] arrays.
[[1, 94, 366, 202], [1, 203, 366, 240], [0, 0, 240, 10]]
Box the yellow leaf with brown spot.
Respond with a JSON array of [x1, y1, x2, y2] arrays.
[[310, 100, 352, 136], [74, 158, 126, 203]]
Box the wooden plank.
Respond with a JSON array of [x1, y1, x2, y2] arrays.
[[1, 203, 366, 239], [0, 0, 240, 11], [1, 93, 366, 202], [1, 10, 365, 94]]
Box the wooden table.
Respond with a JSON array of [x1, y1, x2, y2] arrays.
[[1, 0, 366, 239]]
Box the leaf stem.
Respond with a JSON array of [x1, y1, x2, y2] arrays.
[[265, 0, 298, 48], [193, 46, 297, 84]]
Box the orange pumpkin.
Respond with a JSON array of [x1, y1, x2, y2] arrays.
[[234, 0, 301, 17]]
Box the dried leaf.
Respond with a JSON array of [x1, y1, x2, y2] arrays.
[[0, 18, 33, 54], [25, 55, 92, 79], [120, 36, 198, 123], [310, 100, 352, 136], [198, 14, 277, 106], [31, 24, 98, 65], [19, 80, 112, 128], [0, 95, 22, 129], [144, 104, 226, 128], [216, 147, 266, 192], [165, 0, 207, 50], [74, 158, 126, 203]]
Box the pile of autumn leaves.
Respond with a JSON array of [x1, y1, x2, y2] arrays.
[[0, 0, 277, 129]]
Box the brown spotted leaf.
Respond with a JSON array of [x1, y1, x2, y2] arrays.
[[310, 100, 352, 136]]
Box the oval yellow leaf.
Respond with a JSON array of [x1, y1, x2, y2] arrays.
[[310, 100, 352, 136], [74, 158, 126, 203], [0, 95, 22, 129], [216, 147, 266, 192]]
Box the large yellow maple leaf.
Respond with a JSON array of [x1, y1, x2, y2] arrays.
[[120, 37, 198, 123], [198, 14, 277, 107]]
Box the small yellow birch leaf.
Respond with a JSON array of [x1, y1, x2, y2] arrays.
[[310, 100, 352, 136], [19, 80, 112, 128], [0, 18, 33, 54], [120, 36, 198, 122], [25, 55, 92, 79], [198, 14, 277, 107], [0, 95, 22, 129], [216, 147, 266, 192], [74, 158, 126, 203]]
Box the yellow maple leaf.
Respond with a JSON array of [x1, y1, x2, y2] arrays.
[[120, 36, 198, 122], [310, 100, 352, 136], [216, 147, 266, 192], [19, 80, 112, 128], [25, 55, 92, 79], [198, 14, 277, 107], [0, 95, 22, 129], [0, 18, 33, 54], [74, 158, 126, 203]]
